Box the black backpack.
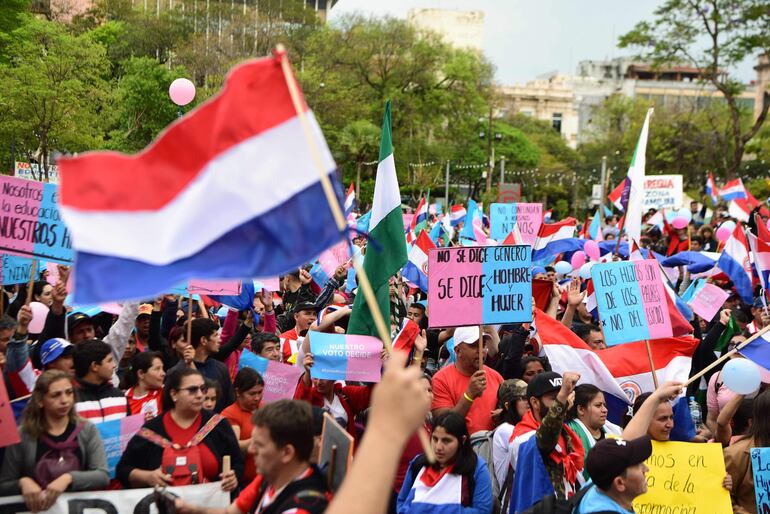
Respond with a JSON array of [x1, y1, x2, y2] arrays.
[[520, 484, 615, 514]]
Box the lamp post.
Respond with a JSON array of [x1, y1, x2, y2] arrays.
[[479, 125, 502, 194]]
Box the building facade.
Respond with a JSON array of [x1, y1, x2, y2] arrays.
[[407, 8, 484, 53]]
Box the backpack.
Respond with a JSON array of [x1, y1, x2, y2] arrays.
[[34, 423, 84, 488], [138, 414, 223, 486], [470, 429, 505, 514], [520, 484, 614, 514]]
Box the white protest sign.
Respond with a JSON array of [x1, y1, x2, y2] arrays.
[[643, 175, 683, 210]]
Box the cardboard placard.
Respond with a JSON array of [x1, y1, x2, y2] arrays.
[[591, 260, 673, 346], [428, 245, 532, 328], [319, 412, 354, 492]]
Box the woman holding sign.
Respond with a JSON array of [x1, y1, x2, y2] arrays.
[[396, 411, 493, 514], [0, 370, 109, 512]]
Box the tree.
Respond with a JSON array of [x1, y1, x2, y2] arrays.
[[337, 120, 380, 201], [104, 57, 189, 152], [619, 0, 770, 177], [0, 17, 109, 180]]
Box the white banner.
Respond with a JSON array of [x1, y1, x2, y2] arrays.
[[0, 482, 228, 513], [643, 174, 683, 210], [14, 161, 60, 184]]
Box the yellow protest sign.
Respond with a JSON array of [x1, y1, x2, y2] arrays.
[[633, 441, 731, 514]]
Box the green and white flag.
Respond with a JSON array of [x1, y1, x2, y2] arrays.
[[348, 101, 408, 336]]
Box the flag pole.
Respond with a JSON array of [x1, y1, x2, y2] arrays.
[[25, 260, 37, 305], [685, 324, 770, 387], [275, 44, 435, 463], [644, 340, 659, 389], [186, 292, 193, 345]]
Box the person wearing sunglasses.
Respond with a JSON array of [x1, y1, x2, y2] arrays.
[[116, 368, 243, 490]]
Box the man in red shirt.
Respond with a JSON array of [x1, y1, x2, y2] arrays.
[[431, 326, 504, 434], [280, 302, 317, 362]]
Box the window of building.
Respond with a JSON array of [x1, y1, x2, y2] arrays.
[[552, 112, 562, 133]]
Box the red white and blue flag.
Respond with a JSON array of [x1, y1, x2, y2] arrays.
[[344, 182, 356, 220], [717, 223, 754, 303], [719, 178, 748, 201], [532, 217, 578, 261], [59, 56, 344, 303], [402, 230, 434, 292], [748, 216, 770, 298], [449, 205, 466, 227], [705, 172, 719, 205]]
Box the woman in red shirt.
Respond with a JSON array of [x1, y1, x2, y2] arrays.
[[222, 367, 264, 485], [116, 368, 243, 490], [123, 351, 165, 419]]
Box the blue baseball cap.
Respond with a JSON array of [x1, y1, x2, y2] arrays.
[[532, 266, 547, 276], [40, 338, 74, 366]]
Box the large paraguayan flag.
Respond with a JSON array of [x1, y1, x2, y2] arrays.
[[716, 224, 753, 303], [59, 56, 344, 304]]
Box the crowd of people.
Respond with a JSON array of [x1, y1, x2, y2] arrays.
[[0, 199, 768, 514]]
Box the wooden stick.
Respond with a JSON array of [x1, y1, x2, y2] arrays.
[[328, 445, 338, 490], [276, 44, 434, 463], [687, 224, 692, 250], [186, 292, 193, 345], [478, 325, 484, 370], [24, 260, 37, 305], [222, 455, 231, 474], [644, 340, 659, 389], [685, 324, 770, 387]]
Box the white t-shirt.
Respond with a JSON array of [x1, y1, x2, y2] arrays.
[[492, 422, 514, 487], [324, 394, 348, 425]]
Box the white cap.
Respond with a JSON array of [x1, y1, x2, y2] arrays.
[[453, 326, 491, 346]]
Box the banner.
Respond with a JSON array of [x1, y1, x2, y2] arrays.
[[682, 280, 729, 322], [309, 332, 383, 382], [1, 255, 42, 285], [489, 203, 542, 246], [0, 482, 228, 513], [591, 260, 672, 346], [0, 176, 72, 263], [187, 279, 242, 296], [751, 447, 770, 512], [634, 441, 731, 513], [428, 245, 532, 328], [14, 161, 60, 184], [643, 174, 683, 210], [239, 350, 304, 402], [95, 414, 145, 478]]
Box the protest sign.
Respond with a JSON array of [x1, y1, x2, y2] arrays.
[[254, 276, 281, 291], [489, 203, 542, 245], [751, 447, 770, 512], [634, 441, 731, 514], [14, 161, 60, 184], [642, 174, 683, 210], [188, 279, 242, 296], [239, 350, 304, 402], [0, 482, 228, 513], [96, 414, 145, 478], [684, 280, 729, 322], [309, 332, 383, 382], [427, 245, 532, 328], [0, 176, 72, 263], [318, 239, 351, 278], [497, 183, 521, 203], [1, 255, 41, 285], [591, 260, 672, 346], [319, 412, 354, 492], [0, 375, 20, 448]]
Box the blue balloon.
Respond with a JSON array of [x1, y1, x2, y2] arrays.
[[554, 261, 572, 275], [722, 358, 761, 394], [579, 262, 594, 279], [677, 207, 692, 222]]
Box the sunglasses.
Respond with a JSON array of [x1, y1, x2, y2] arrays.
[[178, 384, 209, 395]]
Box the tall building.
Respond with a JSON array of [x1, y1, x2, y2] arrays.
[[755, 55, 770, 121], [407, 8, 484, 53]]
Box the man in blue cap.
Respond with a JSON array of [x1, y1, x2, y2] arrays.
[[39, 338, 76, 377]]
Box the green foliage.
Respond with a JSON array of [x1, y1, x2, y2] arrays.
[[0, 17, 109, 179], [619, 0, 770, 176]]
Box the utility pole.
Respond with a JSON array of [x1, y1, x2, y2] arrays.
[[445, 160, 450, 207], [599, 155, 607, 222], [499, 156, 505, 188]]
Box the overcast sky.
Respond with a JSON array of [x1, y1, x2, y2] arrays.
[[329, 0, 757, 85]]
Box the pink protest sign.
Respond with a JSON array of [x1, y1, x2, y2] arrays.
[[310, 332, 383, 383], [403, 213, 414, 230], [516, 203, 542, 247], [188, 280, 241, 295], [689, 283, 729, 322], [318, 239, 350, 278], [427, 246, 533, 328], [635, 261, 673, 340], [255, 276, 280, 291], [261, 361, 304, 403]]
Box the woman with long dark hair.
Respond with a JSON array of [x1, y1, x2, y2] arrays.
[[0, 370, 109, 511], [397, 411, 492, 513], [222, 367, 264, 485], [116, 367, 243, 490], [123, 351, 165, 419], [725, 389, 770, 513], [566, 384, 622, 479]]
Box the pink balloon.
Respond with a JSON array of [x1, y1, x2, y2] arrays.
[[584, 240, 600, 261], [28, 301, 49, 334], [571, 251, 586, 269], [716, 226, 731, 242], [671, 217, 688, 229], [169, 78, 196, 106]]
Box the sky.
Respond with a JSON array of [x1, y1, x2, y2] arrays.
[[329, 0, 757, 86]]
